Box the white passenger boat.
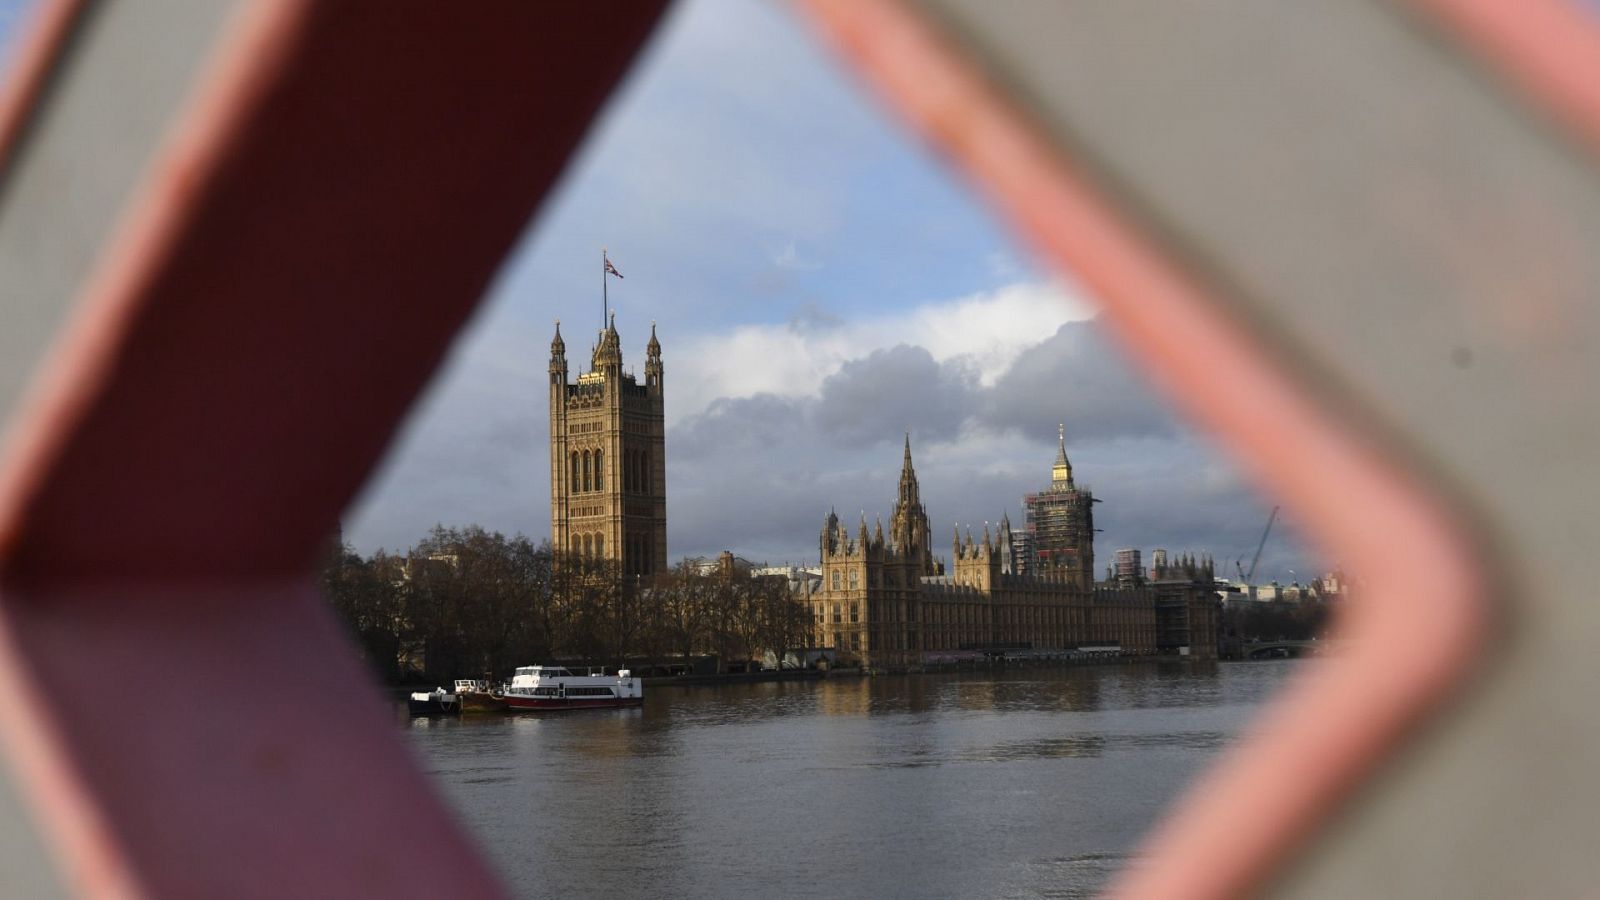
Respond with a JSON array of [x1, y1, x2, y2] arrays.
[[502, 665, 643, 710]]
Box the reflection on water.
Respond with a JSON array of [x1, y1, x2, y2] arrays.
[[407, 660, 1296, 900]]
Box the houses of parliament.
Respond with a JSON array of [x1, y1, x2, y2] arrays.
[[812, 433, 1220, 669], [547, 315, 1218, 667]]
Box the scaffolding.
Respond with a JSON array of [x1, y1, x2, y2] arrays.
[[1024, 481, 1095, 584]]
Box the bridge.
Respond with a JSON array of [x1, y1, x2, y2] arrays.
[[1243, 640, 1326, 660]]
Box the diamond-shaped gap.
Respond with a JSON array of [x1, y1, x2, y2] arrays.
[[335, 2, 1338, 897], [0, 0, 1523, 890]]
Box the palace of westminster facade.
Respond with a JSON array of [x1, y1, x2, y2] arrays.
[[548, 318, 1219, 667], [813, 434, 1219, 669]]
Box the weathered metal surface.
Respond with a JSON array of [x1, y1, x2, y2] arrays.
[[798, 0, 1600, 896], [0, 0, 668, 895]]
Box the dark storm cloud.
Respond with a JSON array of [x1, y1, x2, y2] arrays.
[[670, 392, 810, 458], [660, 319, 1320, 575], [980, 321, 1177, 442], [814, 344, 981, 446]]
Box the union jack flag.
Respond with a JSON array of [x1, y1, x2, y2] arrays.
[[604, 256, 623, 279]]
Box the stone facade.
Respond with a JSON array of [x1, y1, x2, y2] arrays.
[[813, 435, 1218, 669], [548, 315, 666, 576]]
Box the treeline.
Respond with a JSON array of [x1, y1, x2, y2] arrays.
[[321, 525, 813, 684], [1224, 598, 1331, 643]]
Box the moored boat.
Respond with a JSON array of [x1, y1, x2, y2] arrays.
[[454, 679, 509, 713], [407, 686, 460, 715], [503, 665, 643, 710]]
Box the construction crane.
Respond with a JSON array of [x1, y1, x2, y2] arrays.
[[1236, 505, 1280, 583]]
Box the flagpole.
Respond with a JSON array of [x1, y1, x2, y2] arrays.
[[602, 248, 608, 329]]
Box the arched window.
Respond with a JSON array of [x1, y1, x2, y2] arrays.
[[582, 450, 591, 492], [625, 449, 634, 493], [570, 451, 579, 489], [594, 449, 603, 491], [832, 571, 841, 590], [570, 535, 579, 553], [582, 534, 592, 556], [849, 570, 859, 589], [641, 449, 650, 494], [595, 534, 604, 557]]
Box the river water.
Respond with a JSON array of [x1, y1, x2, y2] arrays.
[[405, 660, 1297, 899]]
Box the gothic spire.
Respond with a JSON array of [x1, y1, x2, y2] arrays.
[[898, 431, 921, 508]]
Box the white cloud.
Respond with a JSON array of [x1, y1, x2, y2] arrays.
[[668, 279, 1095, 422]]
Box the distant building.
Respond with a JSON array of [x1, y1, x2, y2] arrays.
[[751, 564, 824, 598], [683, 551, 759, 578], [548, 315, 666, 575], [1314, 569, 1351, 599], [1114, 548, 1143, 585], [1008, 527, 1035, 576]]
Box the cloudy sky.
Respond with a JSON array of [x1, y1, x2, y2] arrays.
[[0, 0, 1320, 582]]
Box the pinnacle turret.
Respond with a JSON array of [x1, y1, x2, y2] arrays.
[[549, 321, 568, 378], [1052, 422, 1074, 485], [593, 311, 623, 371], [644, 320, 663, 392]]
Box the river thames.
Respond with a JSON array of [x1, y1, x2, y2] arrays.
[[405, 660, 1296, 899]]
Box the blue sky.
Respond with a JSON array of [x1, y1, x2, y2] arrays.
[[0, 0, 1321, 583]]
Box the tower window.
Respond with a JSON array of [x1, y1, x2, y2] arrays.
[[595, 449, 603, 491]]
